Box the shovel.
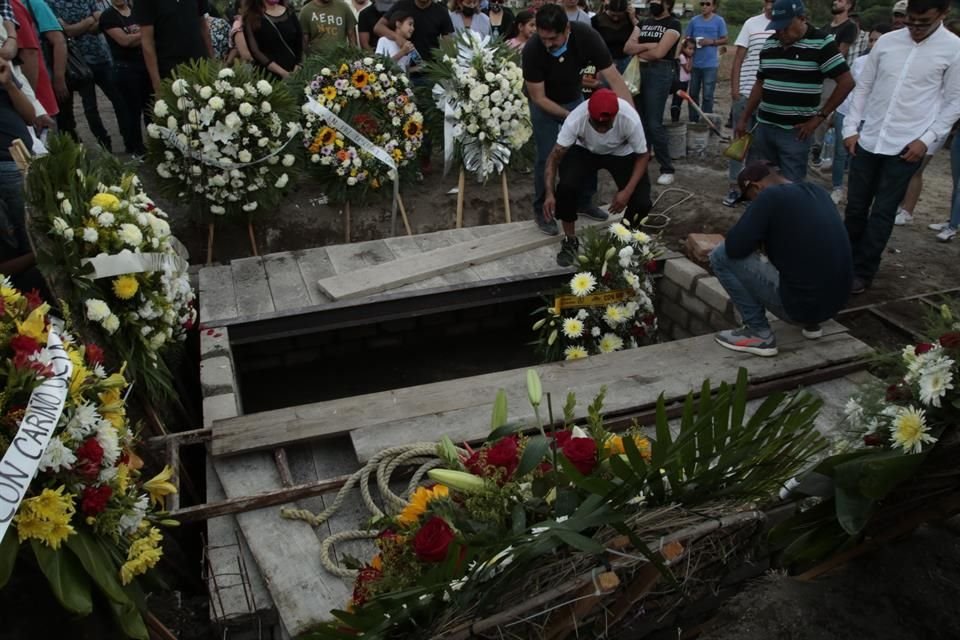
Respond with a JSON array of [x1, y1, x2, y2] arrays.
[[676, 90, 725, 137]]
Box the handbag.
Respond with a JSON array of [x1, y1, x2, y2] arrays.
[[65, 41, 93, 91], [723, 133, 752, 162], [623, 56, 642, 95]]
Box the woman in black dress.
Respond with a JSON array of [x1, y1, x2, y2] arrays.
[[242, 0, 303, 79]]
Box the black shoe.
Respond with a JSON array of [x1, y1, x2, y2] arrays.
[[851, 277, 869, 295], [556, 236, 579, 267], [535, 211, 559, 236]]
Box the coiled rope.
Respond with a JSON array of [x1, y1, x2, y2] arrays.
[[280, 442, 466, 578]]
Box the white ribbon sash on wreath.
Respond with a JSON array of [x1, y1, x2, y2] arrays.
[[0, 330, 73, 541], [304, 96, 402, 235], [81, 250, 189, 281]]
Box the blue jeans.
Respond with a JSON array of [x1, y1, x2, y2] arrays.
[[637, 62, 675, 174], [728, 96, 752, 183], [748, 123, 813, 182], [949, 133, 960, 229], [531, 99, 596, 216], [688, 66, 718, 123], [844, 145, 922, 281], [831, 113, 848, 189], [710, 241, 789, 331]]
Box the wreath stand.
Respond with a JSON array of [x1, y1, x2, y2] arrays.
[[205, 220, 259, 266], [454, 167, 512, 229]]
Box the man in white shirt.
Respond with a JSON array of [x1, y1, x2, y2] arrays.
[[841, 0, 960, 294], [723, 0, 774, 207], [544, 88, 651, 266]]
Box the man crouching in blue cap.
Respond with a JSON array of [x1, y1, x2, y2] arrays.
[[710, 161, 853, 356]]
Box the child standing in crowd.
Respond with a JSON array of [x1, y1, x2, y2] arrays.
[[506, 9, 534, 50], [376, 10, 419, 71], [671, 38, 693, 123]]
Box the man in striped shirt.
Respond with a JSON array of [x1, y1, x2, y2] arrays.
[[734, 0, 853, 181]]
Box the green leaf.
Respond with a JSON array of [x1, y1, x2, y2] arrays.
[[0, 528, 18, 588], [511, 503, 527, 536], [64, 529, 130, 605], [554, 487, 581, 517], [834, 485, 875, 535], [487, 421, 522, 442], [31, 540, 93, 614], [516, 435, 550, 477], [552, 528, 605, 554], [490, 389, 508, 431], [106, 596, 149, 640], [562, 392, 577, 424]]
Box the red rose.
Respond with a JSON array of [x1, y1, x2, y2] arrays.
[[10, 335, 40, 357], [863, 433, 885, 447], [631, 324, 647, 337], [562, 437, 598, 475], [485, 436, 519, 479], [552, 430, 573, 448], [644, 260, 659, 273], [351, 565, 382, 607], [81, 485, 112, 515], [915, 342, 934, 355], [74, 438, 105, 479], [412, 517, 455, 563], [85, 343, 105, 365], [940, 332, 960, 349], [24, 289, 43, 310]]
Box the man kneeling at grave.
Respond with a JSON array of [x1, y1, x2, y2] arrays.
[[543, 88, 652, 267], [710, 161, 853, 357]]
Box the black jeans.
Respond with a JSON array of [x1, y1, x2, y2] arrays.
[[56, 61, 130, 152], [844, 144, 922, 281], [115, 62, 153, 154], [637, 61, 675, 174], [670, 80, 688, 122], [555, 146, 652, 225]]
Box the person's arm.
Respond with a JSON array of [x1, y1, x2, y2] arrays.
[[346, 22, 357, 47], [359, 28, 372, 49], [0, 20, 16, 60], [19, 46, 39, 89], [730, 45, 746, 101], [373, 15, 394, 40], [0, 253, 36, 276], [101, 14, 141, 48], [609, 152, 650, 213], [526, 80, 569, 120], [723, 198, 769, 258], [622, 25, 642, 55], [637, 30, 678, 61], [44, 28, 67, 100], [842, 48, 874, 155], [59, 15, 97, 37], [1, 63, 36, 124], [734, 77, 763, 138], [597, 64, 634, 106], [200, 14, 213, 57], [234, 27, 252, 61], [910, 52, 960, 162], [792, 69, 853, 140], [140, 24, 160, 91], [543, 143, 569, 221]]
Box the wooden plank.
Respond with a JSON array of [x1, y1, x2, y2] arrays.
[[231, 257, 275, 317], [325, 239, 397, 276], [349, 327, 872, 462], [199, 265, 238, 326], [263, 253, 310, 311], [386, 230, 482, 290], [212, 320, 862, 457], [295, 247, 335, 306], [214, 452, 350, 635]]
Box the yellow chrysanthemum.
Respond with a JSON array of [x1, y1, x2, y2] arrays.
[[322, 86, 338, 101], [892, 407, 936, 454], [610, 223, 632, 243], [69, 363, 91, 400], [606, 435, 652, 460], [569, 272, 597, 298], [15, 487, 76, 549], [120, 527, 164, 585], [116, 464, 131, 493], [143, 465, 178, 508], [112, 275, 139, 300], [16, 303, 50, 341], [90, 193, 121, 212], [564, 345, 588, 360], [0, 284, 21, 306], [603, 305, 626, 327], [391, 148, 404, 162], [396, 484, 449, 526]]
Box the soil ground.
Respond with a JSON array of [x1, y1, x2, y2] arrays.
[[64, 53, 960, 638]]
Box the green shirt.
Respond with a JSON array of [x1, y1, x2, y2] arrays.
[[300, 0, 357, 54]]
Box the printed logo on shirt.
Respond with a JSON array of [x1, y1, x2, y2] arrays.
[[311, 13, 345, 25]]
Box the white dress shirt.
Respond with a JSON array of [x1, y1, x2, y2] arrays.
[[842, 24, 960, 156]]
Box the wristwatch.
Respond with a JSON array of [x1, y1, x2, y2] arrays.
[[816, 110, 830, 119]]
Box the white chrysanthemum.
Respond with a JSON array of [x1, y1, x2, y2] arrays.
[[564, 345, 588, 360], [238, 102, 254, 117], [96, 421, 121, 467], [208, 96, 225, 110], [275, 173, 289, 189], [98, 211, 115, 227], [82, 227, 98, 243], [610, 223, 632, 243], [224, 112, 241, 129], [218, 68, 235, 79], [103, 314, 120, 334], [119, 494, 149, 535], [598, 333, 624, 353], [60, 199, 72, 215], [569, 272, 597, 297], [256, 80, 272, 95], [38, 437, 76, 473], [199, 86, 213, 100], [85, 298, 111, 322], [171, 78, 188, 96], [65, 402, 101, 439], [118, 223, 143, 247], [238, 149, 252, 163], [843, 397, 864, 427], [632, 231, 650, 244], [891, 406, 936, 454], [562, 317, 585, 339], [603, 305, 627, 327], [282, 154, 295, 167], [591, 326, 601, 337], [261, 101, 272, 113], [153, 99, 169, 118], [52, 217, 70, 235], [918, 360, 954, 408]]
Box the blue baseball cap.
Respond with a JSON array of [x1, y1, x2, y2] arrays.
[[768, 0, 806, 30]]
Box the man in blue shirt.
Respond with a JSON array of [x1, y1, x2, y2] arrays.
[[710, 161, 853, 357], [684, 0, 727, 123]]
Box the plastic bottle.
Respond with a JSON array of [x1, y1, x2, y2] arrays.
[[821, 128, 835, 168]]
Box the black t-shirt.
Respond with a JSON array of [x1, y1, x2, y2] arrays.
[[134, 0, 210, 77], [523, 22, 613, 104], [635, 15, 682, 60], [826, 18, 858, 46], [386, 0, 453, 62], [358, 4, 382, 42], [98, 7, 143, 66], [591, 12, 633, 59], [724, 183, 853, 323], [246, 9, 303, 74], [0, 91, 30, 165]]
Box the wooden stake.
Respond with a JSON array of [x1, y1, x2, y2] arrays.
[[397, 193, 413, 236], [456, 167, 465, 229], [206, 222, 215, 266], [344, 201, 352, 243], [247, 222, 258, 256], [501, 171, 511, 223]]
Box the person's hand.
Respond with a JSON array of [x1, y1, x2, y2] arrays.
[[900, 139, 927, 163], [734, 116, 748, 140], [0, 63, 11, 88], [609, 188, 632, 214], [54, 73, 69, 101], [793, 116, 821, 141], [35, 114, 55, 132], [543, 193, 556, 221], [400, 40, 415, 55], [581, 75, 600, 90], [844, 134, 859, 156]]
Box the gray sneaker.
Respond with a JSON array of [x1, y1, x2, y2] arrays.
[[580, 206, 609, 221], [715, 326, 778, 357], [534, 211, 559, 236]]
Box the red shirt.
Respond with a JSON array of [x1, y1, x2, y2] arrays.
[[11, 0, 57, 116]]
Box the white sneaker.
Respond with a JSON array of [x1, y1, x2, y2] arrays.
[[937, 227, 957, 242], [657, 173, 675, 186], [929, 222, 950, 231], [894, 208, 913, 225], [830, 188, 844, 205]]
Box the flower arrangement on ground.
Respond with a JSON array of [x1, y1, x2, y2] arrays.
[[298, 46, 424, 203], [533, 220, 664, 362], [26, 135, 197, 399], [428, 30, 532, 181], [146, 60, 301, 219], [301, 369, 826, 638], [0, 283, 176, 639]]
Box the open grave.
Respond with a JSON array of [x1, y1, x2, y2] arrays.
[[184, 220, 873, 639]]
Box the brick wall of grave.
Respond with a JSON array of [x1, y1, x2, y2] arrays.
[[654, 257, 738, 340]]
